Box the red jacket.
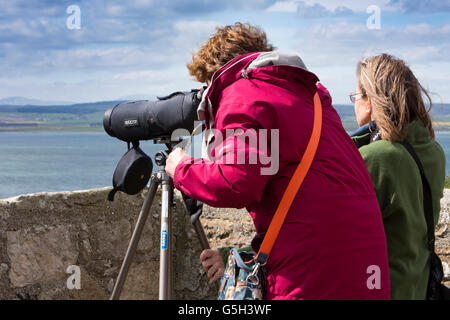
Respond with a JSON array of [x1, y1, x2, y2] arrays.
[[174, 52, 390, 299]]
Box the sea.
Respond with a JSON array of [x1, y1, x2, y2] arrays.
[[0, 131, 449, 199]]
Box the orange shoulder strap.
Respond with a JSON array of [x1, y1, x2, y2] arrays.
[[254, 91, 323, 264]]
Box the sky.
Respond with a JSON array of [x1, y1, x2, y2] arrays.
[[0, 0, 449, 104]]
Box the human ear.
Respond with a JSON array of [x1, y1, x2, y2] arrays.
[[366, 96, 372, 113]]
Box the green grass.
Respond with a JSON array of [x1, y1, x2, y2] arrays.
[[0, 111, 104, 132]]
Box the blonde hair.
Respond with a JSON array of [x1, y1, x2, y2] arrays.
[[187, 22, 275, 84], [357, 53, 435, 142]]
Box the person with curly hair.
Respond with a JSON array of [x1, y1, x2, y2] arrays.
[[186, 22, 275, 84], [165, 22, 390, 299]]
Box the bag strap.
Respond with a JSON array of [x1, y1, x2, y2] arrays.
[[253, 91, 323, 265], [400, 141, 449, 300], [400, 141, 435, 251]]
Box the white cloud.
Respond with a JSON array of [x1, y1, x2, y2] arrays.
[[289, 21, 450, 102], [169, 20, 223, 63], [0, 1, 448, 104], [0, 18, 223, 101], [388, 0, 450, 13], [111, 69, 172, 81], [295, 21, 450, 65], [267, 0, 393, 14], [267, 1, 299, 13], [106, 5, 125, 16], [305, 0, 392, 12], [132, 0, 156, 9]]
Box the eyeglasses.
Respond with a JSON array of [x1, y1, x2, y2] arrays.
[[349, 92, 365, 104]]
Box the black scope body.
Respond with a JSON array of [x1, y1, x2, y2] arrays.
[[103, 89, 202, 142]]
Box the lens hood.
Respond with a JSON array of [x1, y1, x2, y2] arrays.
[[107, 144, 153, 201]]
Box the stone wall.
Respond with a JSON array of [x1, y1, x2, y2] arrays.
[[0, 187, 254, 300], [436, 190, 450, 287], [0, 187, 449, 300]]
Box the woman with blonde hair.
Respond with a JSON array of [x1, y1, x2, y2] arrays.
[[166, 22, 390, 299], [351, 53, 446, 299]]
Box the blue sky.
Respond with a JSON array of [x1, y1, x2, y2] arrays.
[[0, 0, 449, 104]]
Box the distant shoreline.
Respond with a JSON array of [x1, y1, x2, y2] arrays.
[[0, 126, 104, 133], [1, 126, 450, 133]]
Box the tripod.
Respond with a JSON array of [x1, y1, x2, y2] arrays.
[[110, 143, 210, 300]]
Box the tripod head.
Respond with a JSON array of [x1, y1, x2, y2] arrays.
[[152, 136, 186, 166]]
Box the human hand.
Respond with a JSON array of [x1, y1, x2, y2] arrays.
[[165, 147, 191, 178], [200, 249, 225, 283]]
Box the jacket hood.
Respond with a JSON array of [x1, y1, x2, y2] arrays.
[[247, 51, 308, 71], [197, 51, 324, 124]]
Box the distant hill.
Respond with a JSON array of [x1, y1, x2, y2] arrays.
[[118, 94, 157, 101], [0, 99, 448, 132], [0, 100, 126, 131], [0, 97, 74, 106], [429, 103, 450, 116], [334, 103, 450, 118], [333, 105, 354, 118], [0, 100, 125, 114], [334, 103, 450, 132]]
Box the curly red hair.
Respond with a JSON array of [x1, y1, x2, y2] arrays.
[[187, 22, 275, 84]]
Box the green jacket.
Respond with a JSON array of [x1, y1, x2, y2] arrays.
[[352, 120, 446, 300]]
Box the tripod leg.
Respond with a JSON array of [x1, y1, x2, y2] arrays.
[[192, 219, 210, 251], [181, 194, 211, 251], [159, 172, 172, 300], [110, 174, 160, 300]]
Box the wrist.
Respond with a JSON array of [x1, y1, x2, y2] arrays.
[[173, 155, 193, 186]]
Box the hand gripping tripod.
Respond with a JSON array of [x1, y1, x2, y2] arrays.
[[110, 141, 210, 300]]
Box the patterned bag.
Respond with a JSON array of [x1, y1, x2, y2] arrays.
[[217, 91, 323, 300], [218, 249, 266, 300]]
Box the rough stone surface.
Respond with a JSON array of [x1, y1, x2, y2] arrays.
[[0, 187, 448, 299], [438, 190, 450, 285], [0, 187, 253, 300], [7, 224, 78, 287]]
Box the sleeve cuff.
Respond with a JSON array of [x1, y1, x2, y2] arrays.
[[173, 155, 194, 189]]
